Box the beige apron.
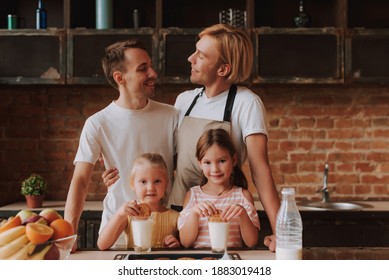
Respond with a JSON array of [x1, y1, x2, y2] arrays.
[[169, 85, 237, 208]]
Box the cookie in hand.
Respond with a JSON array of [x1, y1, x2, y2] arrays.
[[138, 203, 151, 218]]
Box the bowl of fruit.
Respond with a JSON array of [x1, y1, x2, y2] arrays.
[[0, 209, 76, 260]]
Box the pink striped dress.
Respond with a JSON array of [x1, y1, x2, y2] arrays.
[[178, 186, 260, 248]]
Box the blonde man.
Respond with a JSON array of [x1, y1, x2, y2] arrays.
[[169, 24, 280, 251]]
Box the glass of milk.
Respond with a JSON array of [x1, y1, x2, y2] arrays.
[[208, 218, 229, 253], [131, 216, 153, 252]]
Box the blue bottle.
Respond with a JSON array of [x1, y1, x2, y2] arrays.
[[36, 0, 47, 29]]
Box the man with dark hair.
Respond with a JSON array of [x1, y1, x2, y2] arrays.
[[65, 39, 178, 250]]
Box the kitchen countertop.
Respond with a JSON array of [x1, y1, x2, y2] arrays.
[[1, 200, 388, 212], [68, 247, 389, 260], [68, 249, 275, 260]]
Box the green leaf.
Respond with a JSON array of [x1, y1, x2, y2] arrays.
[[21, 173, 48, 196]]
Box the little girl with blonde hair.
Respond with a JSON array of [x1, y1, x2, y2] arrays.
[[97, 153, 180, 250]]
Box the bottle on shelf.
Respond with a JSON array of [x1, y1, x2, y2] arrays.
[[96, 0, 113, 29], [36, 0, 47, 29], [294, 0, 311, 27], [276, 187, 303, 260], [133, 9, 140, 29], [8, 14, 18, 30]]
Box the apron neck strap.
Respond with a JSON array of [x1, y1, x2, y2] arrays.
[[223, 84, 237, 122], [184, 84, 237, 122], [184, 87, 204, 116]]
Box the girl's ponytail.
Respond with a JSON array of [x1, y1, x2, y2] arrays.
[[232, 165, 248, 190]]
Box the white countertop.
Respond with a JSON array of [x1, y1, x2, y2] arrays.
[[68, 249, 276, 260]]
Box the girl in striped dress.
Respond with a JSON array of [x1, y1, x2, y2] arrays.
[[178, 129, 260, 249]]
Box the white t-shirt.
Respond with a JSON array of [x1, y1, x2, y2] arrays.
[[74, 100, 178, 232], [174, 86, 268, 166]]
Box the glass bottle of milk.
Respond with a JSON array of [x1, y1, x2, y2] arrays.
[[276, 187, 303, 260]]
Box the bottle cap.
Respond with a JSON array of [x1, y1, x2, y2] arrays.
[[281, 187, 295, 195]]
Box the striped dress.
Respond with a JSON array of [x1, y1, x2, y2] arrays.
[[178, 186, 260, 248]]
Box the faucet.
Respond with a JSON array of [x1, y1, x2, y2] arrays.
[[316, 163, 330, 202]]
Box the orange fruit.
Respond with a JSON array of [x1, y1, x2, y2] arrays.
[[50, 219, 74, 240], [26, 223, 54, 244], [0, 215, 22, 233]]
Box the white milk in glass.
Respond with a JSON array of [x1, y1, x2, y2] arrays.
[[208, 221, 229, 253], [131, 217, 153, 252], [276, 246, 303, 260]]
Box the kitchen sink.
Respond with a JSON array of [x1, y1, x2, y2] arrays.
[[298, 201, 373, 211], [299, 164, 374, 211]]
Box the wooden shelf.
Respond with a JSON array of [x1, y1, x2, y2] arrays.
[[346, 29, 389, 84], [0, 29, 66, 85], [70, 0, 157, 29], [159, 28, 200, 84], [162, 0, 245, 28], [348, 0, 389, 28], [252, 28, 344, 84], [0, 0, 388, 85], [0, 0, 65, 29], [253, 0, 346, 28]]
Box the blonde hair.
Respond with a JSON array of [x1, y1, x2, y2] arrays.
[[129, 153, 169, 204], [130, 153, 168, 184], [199, 24, 253, 83]]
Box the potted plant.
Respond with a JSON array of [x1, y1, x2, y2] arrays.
[[21, 173, 48, 208]]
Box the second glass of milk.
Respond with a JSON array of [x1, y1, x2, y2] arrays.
[[208, 219, 229, 253]]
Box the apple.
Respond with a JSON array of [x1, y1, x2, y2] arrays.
[[24, 215, 48, 225], [39, 209, 62, 225], [16, 209, 38, 224]]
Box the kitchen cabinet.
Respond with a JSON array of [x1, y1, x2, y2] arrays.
[[159, 29, 199, 84], [1, 0, 389, 85], [252, 0, 345, 84], [346, 29, 389, 84], [252, 27, 344, 84], [343, 0, 389, 84], [0, 29, 66, 85], [0, 0, 66, 85], [257, 209, 389, 249]]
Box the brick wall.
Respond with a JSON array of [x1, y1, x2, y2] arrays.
[[261, 85, 389, 201], [0, 84, 388, 206]]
